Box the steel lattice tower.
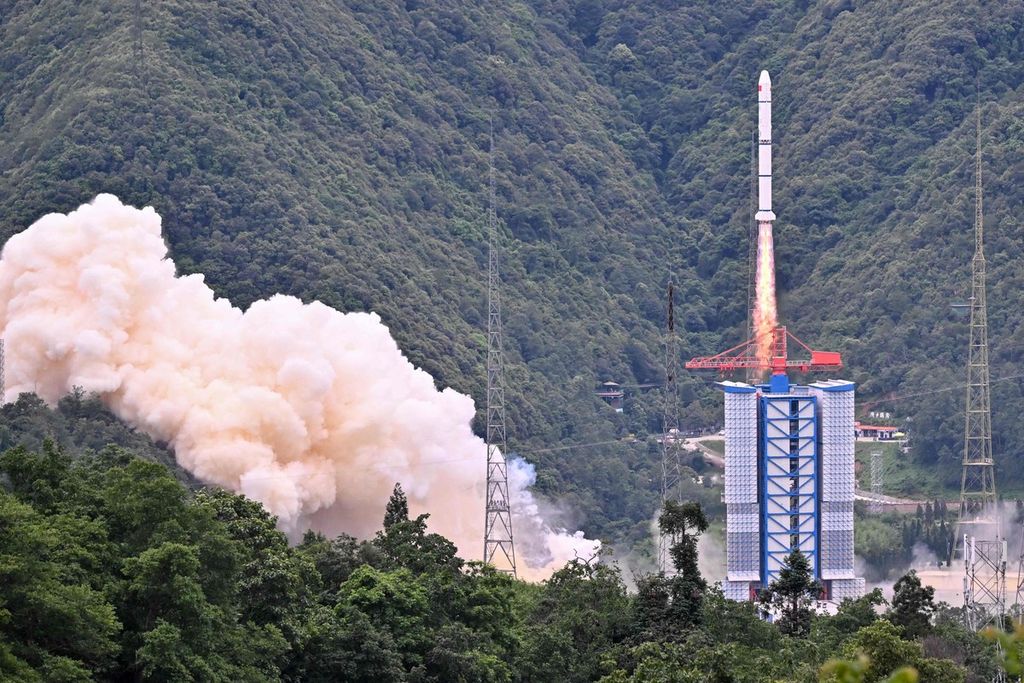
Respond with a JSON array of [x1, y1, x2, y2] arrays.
[[658, 281, 684, 574], [869, 450, 883, 515], [953, 104, 999, 564], [963, 536, 1007, 641], [483, 125, 517, 576], [1014, 521, 1024, 619]]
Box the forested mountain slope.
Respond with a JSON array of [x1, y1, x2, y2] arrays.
[[565, 0, 1024, 484], [1, 0, 1023, 543]]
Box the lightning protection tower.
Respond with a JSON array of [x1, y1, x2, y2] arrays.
[[870, 450, 883, 515], [1014, 521, 1024, 620], [953, 103, 999, 566], [963, 535, 1007, 643], [483, 124, 517, 576], [659, 281, 684, 574]]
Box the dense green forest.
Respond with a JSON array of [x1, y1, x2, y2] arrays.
[[0, 416, 1012, 682], [2, 1, 1024, 554]]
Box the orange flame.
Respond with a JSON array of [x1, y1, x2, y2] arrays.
[[752, 222, 777, 365]]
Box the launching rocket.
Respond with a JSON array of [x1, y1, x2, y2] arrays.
[[755, 70, 775, 223], [752, 70, 778, 361]]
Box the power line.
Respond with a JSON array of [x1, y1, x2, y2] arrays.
[[857, 372, 1024, 411]]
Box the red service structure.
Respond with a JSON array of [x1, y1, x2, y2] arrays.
[[685, 325, 842, 376]]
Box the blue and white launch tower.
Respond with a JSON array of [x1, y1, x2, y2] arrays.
[[720, 375, 864, 602]]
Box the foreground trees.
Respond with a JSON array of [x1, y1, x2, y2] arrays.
[[760, 550, 822, 637], [0, 441, 1006, 681]]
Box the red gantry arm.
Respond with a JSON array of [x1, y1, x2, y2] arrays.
[[685, 326, 842, 375]]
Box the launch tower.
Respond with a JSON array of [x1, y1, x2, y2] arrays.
[[687, 71, 863, 602], [716, 376, 863, 601]]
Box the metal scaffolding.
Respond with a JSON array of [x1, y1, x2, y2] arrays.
[[483, 124, 516, 576], [722, 379, 862, 602], [1015, 521, 1024, 621], [658, 281, 684, 574], [870, 450, 883, 515], [953, 103, 999, 565], [963, 536, 1007, 641]]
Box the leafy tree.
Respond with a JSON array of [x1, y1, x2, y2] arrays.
[[819, 655, 918, 683], [373, 505, 462, 576], [631, 573, 671, 642], [889, 571, 936, 640], [337, 565, 432, 674], [839, 621, 965, 683], [0, 492, 120, 679], [383, 483, 409, 529], [297, 603, 404, 683], [519, 558, 631, 683], [760, 549, 821, 638], [815, 589, 887, 652], [296, 530, 380, 600], [196, 489, 313, 626], [629, 500, 710, 640]]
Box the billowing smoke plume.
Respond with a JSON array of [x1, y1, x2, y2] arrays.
[[752, 222, 778, 364], [0, 195, 599, 578]]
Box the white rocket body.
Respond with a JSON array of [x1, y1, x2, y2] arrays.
[[754, 70, 776, 223]]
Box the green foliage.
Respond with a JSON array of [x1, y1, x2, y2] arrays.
[[813, 589, 887, 652], [819, 655, 918, 683], [0, 493, 120, 677], [666, 502, 709, 616], [889, 572, 936, 641], [0, 423, 1009, 682], [8, 0, 1024, 560], [761, 550, 821, 638], [384, 483, 410, 529], [837, 621, 965, 683], [5, 0, 1024, 679], [519, 558, 631, 682], [983, 624, 1024, 678]]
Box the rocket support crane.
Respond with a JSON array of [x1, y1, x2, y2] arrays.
[[685, 326, 841, 376]]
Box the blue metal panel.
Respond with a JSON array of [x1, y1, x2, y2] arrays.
[[759, 391, 819, 586], [769, 374, 790, 393]]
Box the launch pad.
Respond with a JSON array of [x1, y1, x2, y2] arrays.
[[689, 70, 863, 602]]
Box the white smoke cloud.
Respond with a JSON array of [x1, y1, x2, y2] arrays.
[[0, 195, 599, 577], [508, 457, 599, 579]]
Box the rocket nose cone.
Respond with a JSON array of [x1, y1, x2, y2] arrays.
[[759, 70, 771, 88]]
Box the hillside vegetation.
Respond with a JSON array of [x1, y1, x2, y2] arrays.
[[0, 429, 1000, 681], [2, 0, 1024, 544]]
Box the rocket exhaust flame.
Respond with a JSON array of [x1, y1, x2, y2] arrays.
[[752, 222, 778, 365], [0, 195, 599, 579]]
